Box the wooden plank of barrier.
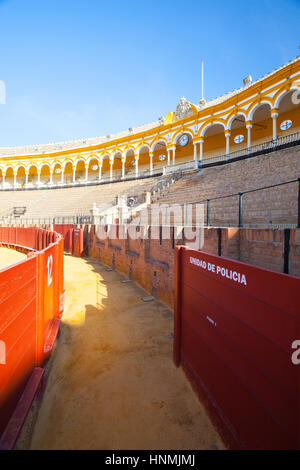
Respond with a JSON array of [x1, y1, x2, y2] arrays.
[[173, 246, 183, 367], [0, 226, 64, 443], [72, 228, 84, 257], [174, 247, 300, 450], [0, 367, 44, 450]]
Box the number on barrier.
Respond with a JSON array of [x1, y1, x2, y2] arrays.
[[47, 255, 53, 287], [0, 340, 6, 365]]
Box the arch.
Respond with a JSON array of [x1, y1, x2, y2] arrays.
[[226, 111, 247, 130], [27, 163, 38, 172], [86, 154, 100, 165], [64, 161, 74, 184], [75, 159, 85, 182], [62, 159, 74, 170], [173, 130, 194, 145], [5, 167, 14, 188], [15, 163, 26, 172], [88, 157, 100, 181], [39, 162, 51, 172], [40, 164, 51, 186], [124, 147, 136, 157], [275, 87, 300, 137], [150, 139, 167, 152], [150, 136, 168, 151], [27, 165, 38, 186], [100, 154, 111, 177], [52, 162, 63, 185], [5, 166, 14, 176], [137, 143, 151, 154], [247, 99, 272, 121], [274, 83, 300, 109], [73, 157, 86, 168], [112, 149, 123, 159], [199, 121, 226, 138], [100, 153, 111, 160], [16, 165, 26, 188]]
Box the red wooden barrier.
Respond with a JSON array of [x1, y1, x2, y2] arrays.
[[53, 224, 74, 253], [174, 246, 300, 450], [0, 226, 65, 445], [72, 228, 84, 257]]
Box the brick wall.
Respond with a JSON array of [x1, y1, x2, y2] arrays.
[[86, 224, 300, 308], [157, 145, 300, 226]]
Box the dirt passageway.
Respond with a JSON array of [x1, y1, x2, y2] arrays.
[[0, 247, 27, 270], [1, 248, 223, 449]]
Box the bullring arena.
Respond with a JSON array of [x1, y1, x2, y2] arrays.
[[0, 56, 300, 451]]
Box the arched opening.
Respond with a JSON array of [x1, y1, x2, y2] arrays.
[[5, 168, 14, 188], [28, 166, 38, 187], [229, 114, 247, 152], [75, 160, 85, 182], [202, 124, 226, 159], [137, 146, 149, 174], [101, 156, 111, 180], [40, 164, 50, 186], [112, 152, 122, 179], [277, 90, 300, 137], [64, 162, 73, 184], [52, 163, 63, 185], [174, 133, 194, 164], [151, 142, 167, 170], [88, 158, 100, 181], [124, 149, 135, 177], [251, 103, 272, 146], [16, 166, 26, 188], [0, 169, 3, 188]]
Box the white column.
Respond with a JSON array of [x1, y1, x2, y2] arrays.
[[225, 131, 231, 157], [2, 173, 5, 188], [25, 172, 29, 186], [121, 156, 126, 180], [37, 170, 41, 186], [246, 122, 252, 150], [49, 170, 53, 185], [167, 148, 171, 166], [13, 172, 17, 188], [85, 165, 89, 182], [149, 151, 153, 175], [61, 169, 64, 185], [199, 138, 204, 164], [109, 159, 114, 181], [135, 154, 139, 178], [172, 147, 176, 166], [72, 167, 76, 183], [271, 111, 278, 141], [98, 163, 102, 181], [193, 142, 198, 169]]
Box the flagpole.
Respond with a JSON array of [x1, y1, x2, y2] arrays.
[[201, 60, 204, 99]]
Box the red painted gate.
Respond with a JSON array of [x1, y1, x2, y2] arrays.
[[0, 227, 65, 445], [174, 246, 300, 450]]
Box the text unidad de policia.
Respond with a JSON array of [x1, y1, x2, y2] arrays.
[[190, 256, 247, 286]]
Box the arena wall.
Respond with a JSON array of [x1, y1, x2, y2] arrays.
[[86, 225, 300, 308], [155, 145, 300, 227]]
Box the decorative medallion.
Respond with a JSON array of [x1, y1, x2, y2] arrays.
[[234, 135, 245, 144], [175, 97, 194, 120], [178, 134, 189, 147], [280, 120, 292, 131]]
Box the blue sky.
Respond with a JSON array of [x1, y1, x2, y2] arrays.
[[0, 0, 299, 147]]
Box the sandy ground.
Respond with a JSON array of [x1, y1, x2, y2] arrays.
[[3, 248, 224, 450], [0, 247, 27, 270]]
